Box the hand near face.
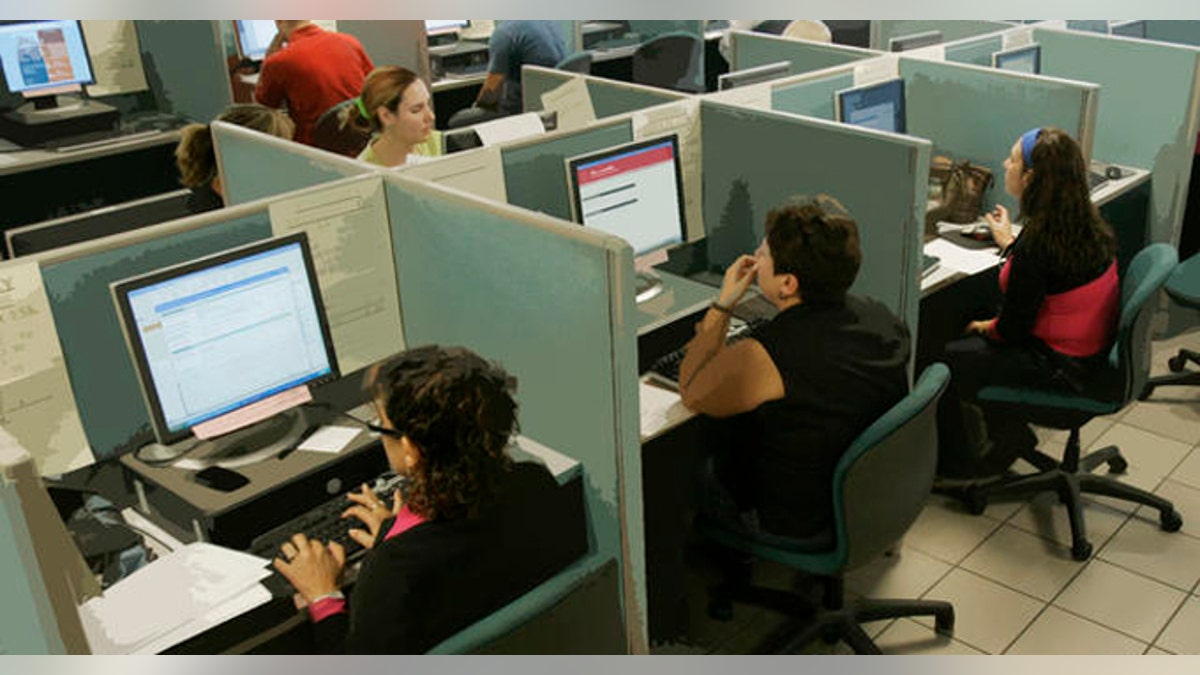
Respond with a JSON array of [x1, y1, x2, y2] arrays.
[[983, 204, 1015, 249], [273, 533, 345, 603], [342, 484, 403, 550], [718, 254, 759, 308]]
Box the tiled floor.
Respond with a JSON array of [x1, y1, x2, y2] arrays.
[[650, 329, 1200, 655]]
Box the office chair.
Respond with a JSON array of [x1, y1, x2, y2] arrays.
[[446, 106, 507, 130], [631, 31, 704, 94], [311, 99, 372, 158], [782, 20, 833, 43], [699, 363, 955, 655], [1140, 252, 1200, 398], [958, 243, 1184, 561], [555, 51, 594, 74]]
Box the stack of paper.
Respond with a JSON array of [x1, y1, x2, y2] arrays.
[[79, 542, 274, 654], [639, 381, 694, 442]]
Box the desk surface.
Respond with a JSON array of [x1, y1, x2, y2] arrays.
[[0, 129, 182, 177]]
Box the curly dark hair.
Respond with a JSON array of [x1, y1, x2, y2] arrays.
[[765, 194, 862, 303], [368, 345, 517, 521], [1018, 127, 1116, 280]]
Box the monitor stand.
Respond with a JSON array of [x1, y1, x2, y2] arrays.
[[136, 405, 334, 471], [635, 269, 665, 304]]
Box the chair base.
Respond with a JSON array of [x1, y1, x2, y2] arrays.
[[957, 430, 1183, 560], [1140, 348, 1200, 399], [707, 573, 954, 654]]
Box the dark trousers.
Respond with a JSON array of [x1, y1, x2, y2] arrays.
[[1179, 152, 1200, 261]]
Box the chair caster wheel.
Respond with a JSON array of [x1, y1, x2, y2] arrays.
[[1071, 540, 1093, 561], [934, 607, 955, 633], [1107, 456, 1128, 474], [1168, 355, 1187, 372], [1161, 509, 1183, 533], [962, 488, 987, 516]]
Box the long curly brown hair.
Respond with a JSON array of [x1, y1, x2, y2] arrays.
[[1017, 127, 1116, 280], [369, 346, 516, 521]]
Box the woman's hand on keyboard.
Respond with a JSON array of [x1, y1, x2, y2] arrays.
[[343, 484, 402, 550], [273, 533, 345, 603]]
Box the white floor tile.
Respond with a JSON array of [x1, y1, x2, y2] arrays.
[[1088, 423, 1193, 492], [1120, 399, 1200, 446], [1143, 479, 1200, 540], [845, 545, 952, 601], [1006, 492, 1131, 551], [903, 501, 1002, 564], [925, 492, 1024, 524], [960, 525, 1084, 601], [876, 618, 985, 655], [1054, 559, 1187, 643], [912, 568, 1044, 654], [1169, 448, 1200, 491], [1147, 647, 1176, 655], [1098, 516, 1200, 592], [1006, 606, 1147, 654], [1157, 595, 1200, 655], [1034, 417, 1118, 448]]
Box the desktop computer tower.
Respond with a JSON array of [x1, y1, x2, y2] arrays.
[[0, 99, 120, 148], [428, 42, 491, 80]]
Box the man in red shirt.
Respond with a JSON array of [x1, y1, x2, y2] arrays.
[[255, 21, 374, 146]]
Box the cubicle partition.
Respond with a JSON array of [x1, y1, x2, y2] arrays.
[[730, 31, 878, 74], [339, 21, 431, 85], [521, 67, 689, 120], [133, 20, 233, 123], [1028, 26, 1200, 246], [1145, 20, 1200, 47], [212, 122, 373, 206], [870, 20, 1013, 51], [698, 100, 931, 346], [384, 173, 644, 652]]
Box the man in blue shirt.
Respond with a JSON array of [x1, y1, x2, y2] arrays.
[[475, 21, 568, 116]]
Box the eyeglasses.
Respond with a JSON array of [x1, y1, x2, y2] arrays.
[[335, 410, 403, 439]]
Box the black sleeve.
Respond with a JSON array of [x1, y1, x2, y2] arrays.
[[312, 612, 350, 654], [994, 243, 1047, 345]]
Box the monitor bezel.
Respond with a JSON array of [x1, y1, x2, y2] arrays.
[[111, 232, 340, 446], [717, 60, 792, 91], [834, 77, 907, 135], [234, 20, 275, 62], [0, 20, 97, 95], [425, 20, 470, 36], [991, 43, 1042, 75], [563, 133, 689, 257], [887, 29, 944, 53]]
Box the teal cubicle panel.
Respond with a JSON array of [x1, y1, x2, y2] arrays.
[[626, 20, 703, 41], [384, 174, 644, 651], [944, 35, 1005, 67], [212, 122, 373, 206], [700, 102, 931, 344], [501, 121, 634, 220], [1032, 28, 1200, 245], [135, 21, 232, 123], [901, 58, 1096, 214], [1146, 21, 1200, 47], [732, 32, 875, 74], [522, 67, 687, 119], [39, 211, 271, 461], [770, 70, 856, 120], [872, 20, 1013, 51]]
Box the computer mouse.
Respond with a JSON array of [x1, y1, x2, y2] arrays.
[[193, 466, 250, 492], [1105, 165, 1124, 180]]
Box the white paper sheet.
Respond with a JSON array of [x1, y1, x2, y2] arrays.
[[716, 82, 772, 109], [80, 21, 149, 97], [639, 380, 694, 441], [401, 146, 507, 203], [540, 77, 597, 132], [632, 99, 705, 241], [0, 260, 93, 476], [269, 177, 404, 374], [923, 238, 1003, 276], [472, 111, 545, 145], [854, 54, 899, 87], [298, 425, 361, 454]]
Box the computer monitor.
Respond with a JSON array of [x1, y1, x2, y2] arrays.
[[1066, 20, 1109, 34], [887, 30, 943, 52], [992, 44, 1042, 74], [426, 20, 470, 35], [718, 61, 792, 91], [1110, 20, 1147, 39], [111, 233, 339, 468], [234, 20, 276, 63], [565, 134, 688, 303], [835, 78, 906, 134], [0, 20, 95, 105]]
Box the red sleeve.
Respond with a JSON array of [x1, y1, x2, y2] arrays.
[[255, 57, 287, 108], [308, 595, 347, 622]]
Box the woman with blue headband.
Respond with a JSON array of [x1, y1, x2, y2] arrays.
[[936, 127, 1119, 479]]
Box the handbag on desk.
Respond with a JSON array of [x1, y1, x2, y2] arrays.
[[925, 156, 995, 233]]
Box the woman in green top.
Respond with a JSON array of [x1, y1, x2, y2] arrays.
[[349, 66, 442, 167]]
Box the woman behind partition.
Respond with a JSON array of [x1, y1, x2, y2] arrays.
[[937, 127, 1120, 478], [272, 346, 562, 654], [174, 104, 295, 214], [344, 66, 442, 168]]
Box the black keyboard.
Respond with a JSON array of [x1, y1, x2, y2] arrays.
[[647, 318, 768, 388], [249, 472, 408, 593]]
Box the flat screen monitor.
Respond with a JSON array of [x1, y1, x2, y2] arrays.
[[888, 30, 943, 52], [234, 20, 276, 62], [426, 20, 469, 35], [0, 20, 95, 96], [835, 78, 906, 134], [112, 233, 339, 454], [992, 44, 1042, 74], [718, 60, 792, 91], [1110, 20, 1147, 39], [566, 134, 687, 302], [1066, 20, 1109, 34]]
